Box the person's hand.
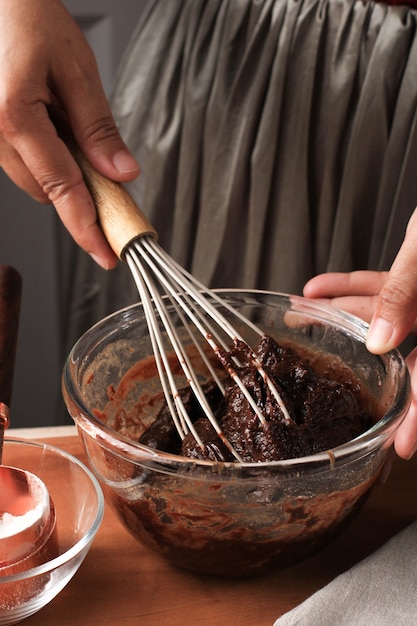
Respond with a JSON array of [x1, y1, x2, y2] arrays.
[[364, 209, 417, 353], [304, 235, 417, 460], [0, 0, 140, 269], [303, 270, 389, 326], [304, 208, 417, 347]]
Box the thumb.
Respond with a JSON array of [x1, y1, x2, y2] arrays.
[[366, 208, 417, 354], [67, 108, 140, 183]]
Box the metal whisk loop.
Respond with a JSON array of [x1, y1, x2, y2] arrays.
[[127, 237, 292, 435], [137, 237, 292, 425], [130, 239, 267, 425], [126, 245, 244, 462]]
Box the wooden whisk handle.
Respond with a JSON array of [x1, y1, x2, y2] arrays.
[[75, 152, 157, 259], [54, 112, 157, 260]]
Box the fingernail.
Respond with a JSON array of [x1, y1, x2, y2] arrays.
[[399, 434, 417, 460], [403, 446, 417, 461], [112, 150, 139, 174], [89, 253, 111, 270], [366, 317, 394, 353]]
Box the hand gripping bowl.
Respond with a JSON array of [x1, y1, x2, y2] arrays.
[[0, 439, 104, 625], [62, 290, 410, 577]]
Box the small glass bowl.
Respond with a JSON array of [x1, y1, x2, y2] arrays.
[[62, 290, 410, 577], [0, 438, 104, 624]]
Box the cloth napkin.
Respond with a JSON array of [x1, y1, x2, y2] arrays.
[[274, 521, 417, 626]]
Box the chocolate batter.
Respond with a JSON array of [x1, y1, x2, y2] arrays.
[[101, 334, 373, 463], [93, 334, 381, 576]]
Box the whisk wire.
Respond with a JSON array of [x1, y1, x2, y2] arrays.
[[136, 237, 292, 426], [126, 253, 191, 437], [127, 245, 244, 462], [131, 239, 270, 427]]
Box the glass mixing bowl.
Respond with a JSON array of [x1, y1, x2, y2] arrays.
[[0, 439, 104, 624], [62, 290, 410, 576]]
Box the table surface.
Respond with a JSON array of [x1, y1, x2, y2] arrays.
[[11, 427, 417, 626]]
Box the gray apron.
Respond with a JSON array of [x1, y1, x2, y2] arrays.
[[65, 0, 417, 355]]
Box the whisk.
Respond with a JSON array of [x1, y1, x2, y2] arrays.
[[60, 120, 292, 462]]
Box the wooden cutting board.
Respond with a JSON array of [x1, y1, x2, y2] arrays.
[[19, 431, 417, 626]]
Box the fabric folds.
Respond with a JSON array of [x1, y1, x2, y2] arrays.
[[65, 0, 417, 360], [273, 520, 417, 625]]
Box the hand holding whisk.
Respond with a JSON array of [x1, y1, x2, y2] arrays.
[[56, 114, 292, 462]]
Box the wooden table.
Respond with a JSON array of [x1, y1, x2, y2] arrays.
[[12, 427, 417, 626]]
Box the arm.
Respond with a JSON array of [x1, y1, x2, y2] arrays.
[[0, 0, 140, 269]]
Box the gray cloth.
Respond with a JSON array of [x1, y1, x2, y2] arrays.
[[64, 0, 417, 359], [274, 520, 417, 626]]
